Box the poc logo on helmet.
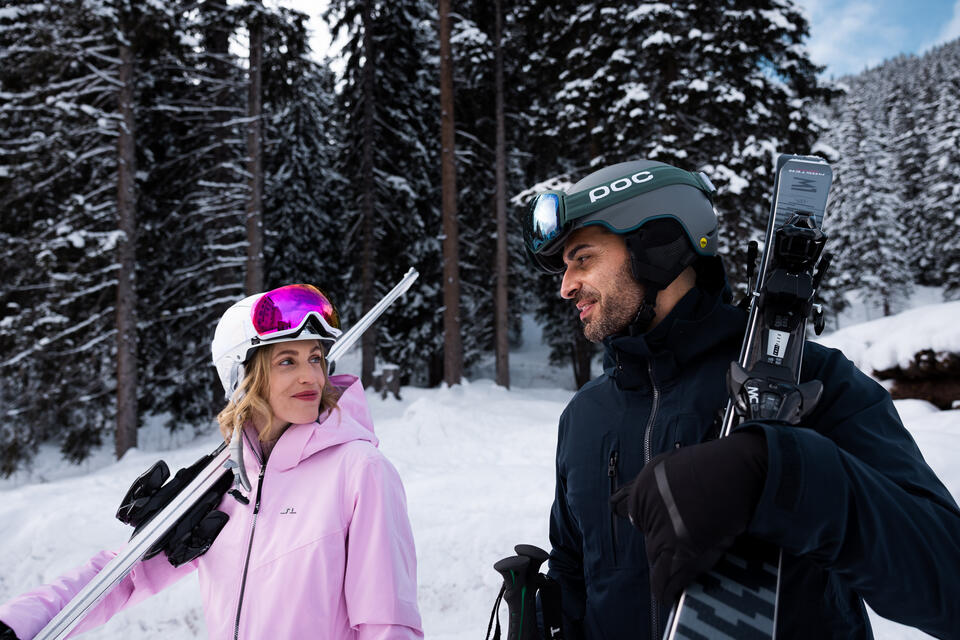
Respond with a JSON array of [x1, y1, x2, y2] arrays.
[[589, 171, 654, 203]]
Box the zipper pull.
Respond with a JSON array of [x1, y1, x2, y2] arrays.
[[608, 451, 618, 478]]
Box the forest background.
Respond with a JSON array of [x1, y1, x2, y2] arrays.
[[1, 0, 959, 474]]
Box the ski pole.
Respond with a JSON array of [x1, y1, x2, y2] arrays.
[[34, 268, 420, 640], [487, 545, 556, 640]]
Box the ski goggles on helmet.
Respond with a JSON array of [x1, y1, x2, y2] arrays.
[[522, 165, 716, 263], [251, 284, 342, 343]]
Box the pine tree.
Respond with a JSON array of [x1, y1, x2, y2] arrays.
[[814, 38, 960, 312], [443, 0, 532, 382], [262, 35, 346, 298], [327, 0, 444, 386], [920, 47, 960, 298], [0, 0, 191, 472], [135, 0, 248, 430]]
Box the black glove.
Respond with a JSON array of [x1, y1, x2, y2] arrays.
[[0, 621, 20, 640], [157, 472, 233, 567], [609, 430, 768, 605], [117, 454, 233, 567]]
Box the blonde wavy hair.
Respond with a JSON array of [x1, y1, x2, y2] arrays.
[[216, 341, 340, 444]]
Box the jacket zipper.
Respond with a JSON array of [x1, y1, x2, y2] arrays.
[[643, 359, 662, 640], [608, 450, 619, 565], [234, 436, 266, 640]]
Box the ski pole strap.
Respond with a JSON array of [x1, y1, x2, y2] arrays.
[[485, 585, 506, 640]]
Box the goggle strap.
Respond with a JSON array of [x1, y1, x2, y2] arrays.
[[563, 165, 715, 225]]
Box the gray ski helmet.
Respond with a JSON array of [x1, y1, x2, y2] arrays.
[[528, 159, 719, 274]]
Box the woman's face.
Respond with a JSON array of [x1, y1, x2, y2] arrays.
[[265, 340, 326, 432]]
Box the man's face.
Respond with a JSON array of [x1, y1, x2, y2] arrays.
[[559, 225, 644, 342]]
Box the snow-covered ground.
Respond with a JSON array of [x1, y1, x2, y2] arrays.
[[1, 308, 958, 639]]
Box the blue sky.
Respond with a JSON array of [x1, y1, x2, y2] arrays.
[[283, 0, 960, 80], [794, 0, 960, 77]]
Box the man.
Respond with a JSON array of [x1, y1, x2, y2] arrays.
[[523, 159, 960, 639]]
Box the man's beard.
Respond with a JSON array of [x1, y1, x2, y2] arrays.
[[577, 262, 645, 343]]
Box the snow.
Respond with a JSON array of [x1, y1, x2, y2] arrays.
[[625, 4, 672, 21], [759, 9, 795, 32], [0, 5, 44, 20], [816, 299, 960, 374], [1, 312, 957, 639], [642, 31, 674, 48], [710, 163, 750, 195]]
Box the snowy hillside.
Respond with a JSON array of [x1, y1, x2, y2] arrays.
[[1, 311, 958, 639]]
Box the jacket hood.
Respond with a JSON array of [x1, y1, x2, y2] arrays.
[[247, 374, 379, 473]]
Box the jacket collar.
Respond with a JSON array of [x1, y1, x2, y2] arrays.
[[602, 285, 745, 389], [244, 374, 378, 473]]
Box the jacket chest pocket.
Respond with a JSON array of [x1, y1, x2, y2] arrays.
[[602, 432, 621, 568], [670, 412, 712, 448]]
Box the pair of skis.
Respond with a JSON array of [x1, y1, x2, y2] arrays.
[[33, 268, 420, 640], [662, 154, 833, 640]]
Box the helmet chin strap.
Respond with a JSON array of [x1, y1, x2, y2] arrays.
[[628, 284, 659, 336]]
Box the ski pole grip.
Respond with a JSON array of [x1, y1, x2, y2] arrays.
[[494, 556, 539, 640], [514, 544, 549, 573]]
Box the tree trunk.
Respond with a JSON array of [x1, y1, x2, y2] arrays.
[[360, 0, 377, 388], [115, 35, 138, 458], [439, 0, 462, 385], [572, 332, 592, 389], [202, 0, 236, 416], [493, 0, 509, 388], [245, 6, 264, 295]]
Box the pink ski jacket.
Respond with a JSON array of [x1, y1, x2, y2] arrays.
[[0, 375, 423, 640]]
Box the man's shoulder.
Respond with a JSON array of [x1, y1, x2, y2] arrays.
[[802, 339, 861, 381]]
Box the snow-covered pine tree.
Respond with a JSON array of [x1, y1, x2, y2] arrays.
[[445, 0, 532, 381], [920, 47, 960, 299], [884, 57, 935, 285], [326, 0, 443, 386], [138, 3, 325, 431], [262, 19, 347, 301], [820, 82, 913, 318], [0, 0, 189, 472], [814, 37, 960, 311], [134, 1, 248, 431]]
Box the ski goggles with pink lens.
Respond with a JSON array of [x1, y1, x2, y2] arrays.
[[251, 284, 342, 342]]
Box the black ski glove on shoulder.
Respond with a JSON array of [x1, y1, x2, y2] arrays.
[[0, 621, 20, 640], [609, 430, 768, 605], [116, 454, 233, 567]]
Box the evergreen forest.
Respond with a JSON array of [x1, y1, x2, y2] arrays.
[[1, 0, 958, 473]]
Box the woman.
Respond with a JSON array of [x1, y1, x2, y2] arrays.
[[0, 284, 423, 639]]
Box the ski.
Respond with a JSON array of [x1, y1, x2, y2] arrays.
[[662, 155, 833, 640], [33, 268, 420, 640]]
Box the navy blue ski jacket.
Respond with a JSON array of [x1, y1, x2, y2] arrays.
[[547, 282, 960, 640]]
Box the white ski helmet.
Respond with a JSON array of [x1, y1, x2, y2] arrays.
[[211, 284, 342, 398]]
